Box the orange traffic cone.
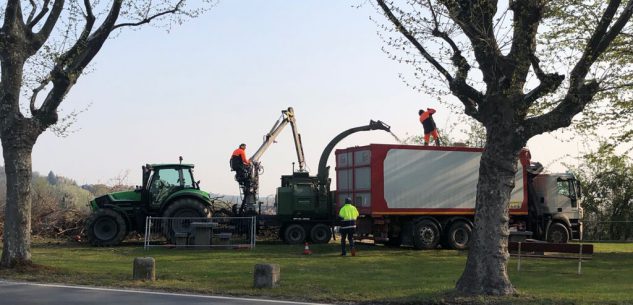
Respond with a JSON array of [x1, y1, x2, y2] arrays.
[[303, 242, 312, 255]]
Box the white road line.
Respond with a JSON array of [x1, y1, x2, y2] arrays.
[[0, 280, 331, 305]]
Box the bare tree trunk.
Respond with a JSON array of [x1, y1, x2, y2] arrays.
[[0, 137, 35, 268], [456, 124, 524, 295]]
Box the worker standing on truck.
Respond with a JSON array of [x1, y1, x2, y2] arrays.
[[419, 108, 441, 146], [230, 143, 250, 185], [339, 197, 359, 256]]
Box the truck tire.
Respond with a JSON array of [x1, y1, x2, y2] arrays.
[[547, 222, 569, 243], [413, 220, 440, 250], [284, 224, 306, 244], [162, 198, 210, 243], [86, 209, 128, 246], [310, 224, 332, 244], [446, 221, 472, 250]]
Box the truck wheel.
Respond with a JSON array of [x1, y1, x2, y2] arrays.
[[446, 221, 472, 250], [413, 220, 440, 250], [310, 224, 332, 244], [162, 198, 210, 243], [547, 222, 569, 243], [284, 224, 306, 244], [86, 209, 128, 246]]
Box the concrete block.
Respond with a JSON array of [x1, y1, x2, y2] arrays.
[[133, 257, 156, 281], [191, 222, 217, 247], [175, 232, 188, 246], [253, 264, 280, 288]]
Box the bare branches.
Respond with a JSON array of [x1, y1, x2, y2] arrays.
[[521, 55, 564, 110], [569, 0, 626, 88], [29, 75, 52, 116], [440, 0, 503, 84], [523, 0, 633, 139], [507, 0, 544, 89], [427, 1, 467, 78], [27, 0, 51, 29], [523, 80, 600, 139], [34, 0, 111, 125], [376, 0, 483, 120], [29, 0, 64, 53], [376, 0, 453, 82], [113, 0, 184, 30]]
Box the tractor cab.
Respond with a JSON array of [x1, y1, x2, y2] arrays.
[[141, 163, 199, 209]]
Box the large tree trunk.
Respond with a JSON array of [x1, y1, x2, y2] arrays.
[[0, 128, 38, 268], [455, 118, 525, 295]]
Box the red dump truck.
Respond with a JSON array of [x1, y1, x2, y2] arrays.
[[335, 144, 583, 249]]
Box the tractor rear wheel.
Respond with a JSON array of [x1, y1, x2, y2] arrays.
[[86, 209, 128, 246], [162, 198, 210, 244]]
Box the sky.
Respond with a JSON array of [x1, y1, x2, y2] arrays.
[[25, 0, 579, 197]]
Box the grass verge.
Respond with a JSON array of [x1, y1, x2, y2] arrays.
[[1, 240, 631, 304]]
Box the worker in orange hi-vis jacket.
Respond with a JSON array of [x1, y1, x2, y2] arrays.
[[419, 108, 441, 146], [230, 143, 251, 185]]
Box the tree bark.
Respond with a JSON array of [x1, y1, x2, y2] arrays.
[[1, 135, 36, 268], [456, 118, 525, 295]]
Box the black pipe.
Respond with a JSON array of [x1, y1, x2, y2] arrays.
[[316, 120, 391, 187]]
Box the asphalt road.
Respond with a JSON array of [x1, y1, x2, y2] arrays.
[[0, 280, 332, 305]]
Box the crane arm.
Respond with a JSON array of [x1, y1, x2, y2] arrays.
[[287, 108, 306, 171], [249, 107, 306, 171]]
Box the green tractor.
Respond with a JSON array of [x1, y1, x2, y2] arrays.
[[85, 161, 214, 246]]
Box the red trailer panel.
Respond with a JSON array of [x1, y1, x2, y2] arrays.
[[335, 144, 529, 216]]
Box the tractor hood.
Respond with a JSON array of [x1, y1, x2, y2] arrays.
[[91, 190, 141, 209]]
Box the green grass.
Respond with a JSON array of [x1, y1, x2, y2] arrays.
[[1, 240, 632, 304]]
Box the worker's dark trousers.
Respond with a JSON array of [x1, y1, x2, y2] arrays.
[[340, 227, 355, 255]]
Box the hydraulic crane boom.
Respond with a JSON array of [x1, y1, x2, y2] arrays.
[[250, 107, 306, 171], [238, 107, 306, 215]]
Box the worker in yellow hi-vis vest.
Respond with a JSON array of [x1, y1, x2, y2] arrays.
[[338, 197, 359, 256]]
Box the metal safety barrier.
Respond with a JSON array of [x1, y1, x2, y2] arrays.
[[143, 216, 256, 250]]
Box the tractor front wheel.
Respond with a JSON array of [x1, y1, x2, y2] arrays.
[[86, 209, 128, 246]]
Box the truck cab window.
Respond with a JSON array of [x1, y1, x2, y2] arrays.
[[556, 180, 571, 197]]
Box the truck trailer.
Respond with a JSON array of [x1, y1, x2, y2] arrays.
[[335, 144, 583, 249]]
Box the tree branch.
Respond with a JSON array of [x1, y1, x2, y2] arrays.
[[34, 0, 115, 126], [569, 0, 623, 88], [522, 0, 633, 140], [29, 75, 52, 115], [523, 81, 600, 139], [507, 0, 544, 90], [521, 55, 565, 108], [2, 1, 23, 31], [439, 0, 504, 85], [112, 0, 184, 30], [27, 0, 51, 28], [29, 0, 64, 53], [592, 0, 633, 62], [376, 0, 453, 82], [426, 0, 484, 119]]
